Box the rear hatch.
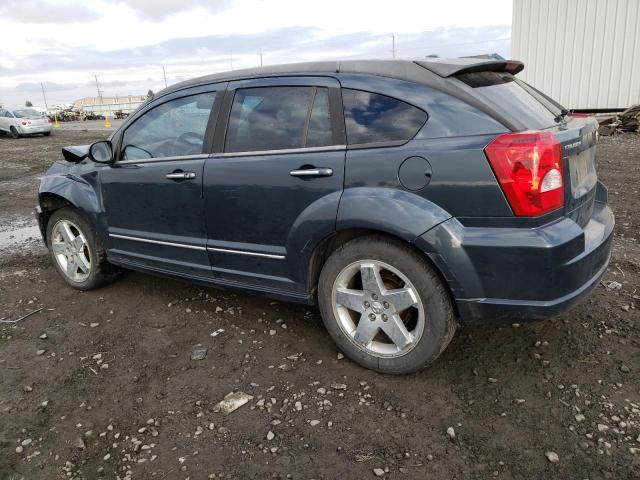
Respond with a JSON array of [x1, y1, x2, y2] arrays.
[[455, 71, 598, 226]]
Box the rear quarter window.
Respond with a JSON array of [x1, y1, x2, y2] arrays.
[[456, 72, 560, 129], [342, 89, 427, 146]]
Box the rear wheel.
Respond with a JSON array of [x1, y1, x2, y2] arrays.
[[43, 131, 51, 136], [318, 235, 457, 374], [10, 126, 20, 139], [46, 207, 120, 290]]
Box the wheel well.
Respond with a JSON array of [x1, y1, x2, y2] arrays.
[[39, 193, 73, 241], [307, 229, 455, 309]]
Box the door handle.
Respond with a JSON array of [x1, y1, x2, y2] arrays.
[[166, 172, 196, 180], [289, 167, 333, 178]]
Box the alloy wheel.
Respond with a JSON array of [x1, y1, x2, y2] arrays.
[[331, 260, 425, 358], [51, 220, 92, 283]]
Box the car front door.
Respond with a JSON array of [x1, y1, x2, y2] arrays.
[[203, 77, 346, 297], [100, 84, 223, 278]]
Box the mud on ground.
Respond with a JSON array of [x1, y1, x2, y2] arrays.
[[0, 129, 639, 479]]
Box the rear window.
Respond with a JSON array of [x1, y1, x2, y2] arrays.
[[456, 72, 561, 129], [13, 108, 42, 118], [342, 89, 427, 145]]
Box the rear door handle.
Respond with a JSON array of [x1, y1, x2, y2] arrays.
[[289, 167, 333, 178], [166, 172, 196, 180]]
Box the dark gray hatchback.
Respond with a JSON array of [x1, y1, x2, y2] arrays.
[[36, 58, 614, 374]]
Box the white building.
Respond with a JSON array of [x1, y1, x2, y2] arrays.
[[511, 0, 640, 110], [73, 95, 146, 116]]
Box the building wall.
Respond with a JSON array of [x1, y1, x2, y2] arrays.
[[512, 0, 640, 110], [73, 96, 146, 116]]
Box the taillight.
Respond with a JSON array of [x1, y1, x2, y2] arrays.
[[21, 121, 28, 126], [484, 131, 564, 216]]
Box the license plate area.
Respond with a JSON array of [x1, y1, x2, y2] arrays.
[[569, 147, 597, 199]]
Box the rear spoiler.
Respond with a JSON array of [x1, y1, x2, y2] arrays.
[[415, 59, 524, 78]]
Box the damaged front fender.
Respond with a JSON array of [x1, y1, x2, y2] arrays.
[[37, 160, 106, 245]]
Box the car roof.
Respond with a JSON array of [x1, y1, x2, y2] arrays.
[[159, 58, 523, 98]]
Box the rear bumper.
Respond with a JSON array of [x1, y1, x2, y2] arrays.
[[18, 124, 52, 134], [416, 182, 614, 322]]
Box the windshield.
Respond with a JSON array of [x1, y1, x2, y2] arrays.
[[13, 108, 42, 118]]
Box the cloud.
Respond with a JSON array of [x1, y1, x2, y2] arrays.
[[0, 0, 99, 24], [116, 0, 230, 19], [0, 24, 511, 106]]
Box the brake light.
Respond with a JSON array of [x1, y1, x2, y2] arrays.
[[484, 131, 563, 216], [21, 121, 28, 126]]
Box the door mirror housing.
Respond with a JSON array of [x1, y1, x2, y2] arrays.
[[88, 140, 114, 164]]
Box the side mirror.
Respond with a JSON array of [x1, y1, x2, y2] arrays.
[[88, 140, 114, 164]]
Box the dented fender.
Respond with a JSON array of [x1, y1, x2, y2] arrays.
[[37, 161, 106, 245]]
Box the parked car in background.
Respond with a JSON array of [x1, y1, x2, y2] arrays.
[[36, 58, 614, 374], [0, 106, 52, 138]]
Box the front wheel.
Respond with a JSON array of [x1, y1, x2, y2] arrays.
[[318, 236, 457, 374], [46, 207, 120, 290]]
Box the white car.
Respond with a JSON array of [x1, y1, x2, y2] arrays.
[[0, 107, 52, 138]]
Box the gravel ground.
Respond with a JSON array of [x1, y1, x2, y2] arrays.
[[0, 128, 639, 480]]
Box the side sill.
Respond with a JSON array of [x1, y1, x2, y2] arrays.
[[107, 257, 314, 305]]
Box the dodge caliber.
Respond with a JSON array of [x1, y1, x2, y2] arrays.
[[36, 58, 614, 374]]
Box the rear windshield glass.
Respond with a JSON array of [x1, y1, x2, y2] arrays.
[[13, 108, 42, 118], [456, 72, 561, 129]]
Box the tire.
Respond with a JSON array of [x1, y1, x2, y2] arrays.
[[43, 131, 51, 136], [10, 126, 20, 139], [46, 207, 120, 290], [318, 235, 457, 374]]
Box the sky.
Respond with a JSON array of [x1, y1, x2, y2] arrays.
[[0, 0, 512, 108]]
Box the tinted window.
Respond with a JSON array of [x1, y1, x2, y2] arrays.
[[456, 72, 559, 129], [342, 89, 427, 145], [225, 86, 333, 152], [305, 88, 332, 147], [121, 92, 215, 160]]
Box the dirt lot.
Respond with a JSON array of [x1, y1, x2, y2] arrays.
[[1, 127, 639, 480]]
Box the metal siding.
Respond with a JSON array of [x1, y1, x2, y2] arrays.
[[512, 0, 640, 109]]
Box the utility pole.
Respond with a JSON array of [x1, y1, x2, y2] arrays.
[[162, 66, 168, 88], [94, 74, 103, 104], [391, 33, 396, 59], [40, 82, 48, 110], [94, 74, 107, 119], [230, 54, 233, 70], [259, 50, 263, 67]]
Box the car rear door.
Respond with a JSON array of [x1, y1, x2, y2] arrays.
[[202, 76, 346, 296], [100, 84, 223, 278]]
